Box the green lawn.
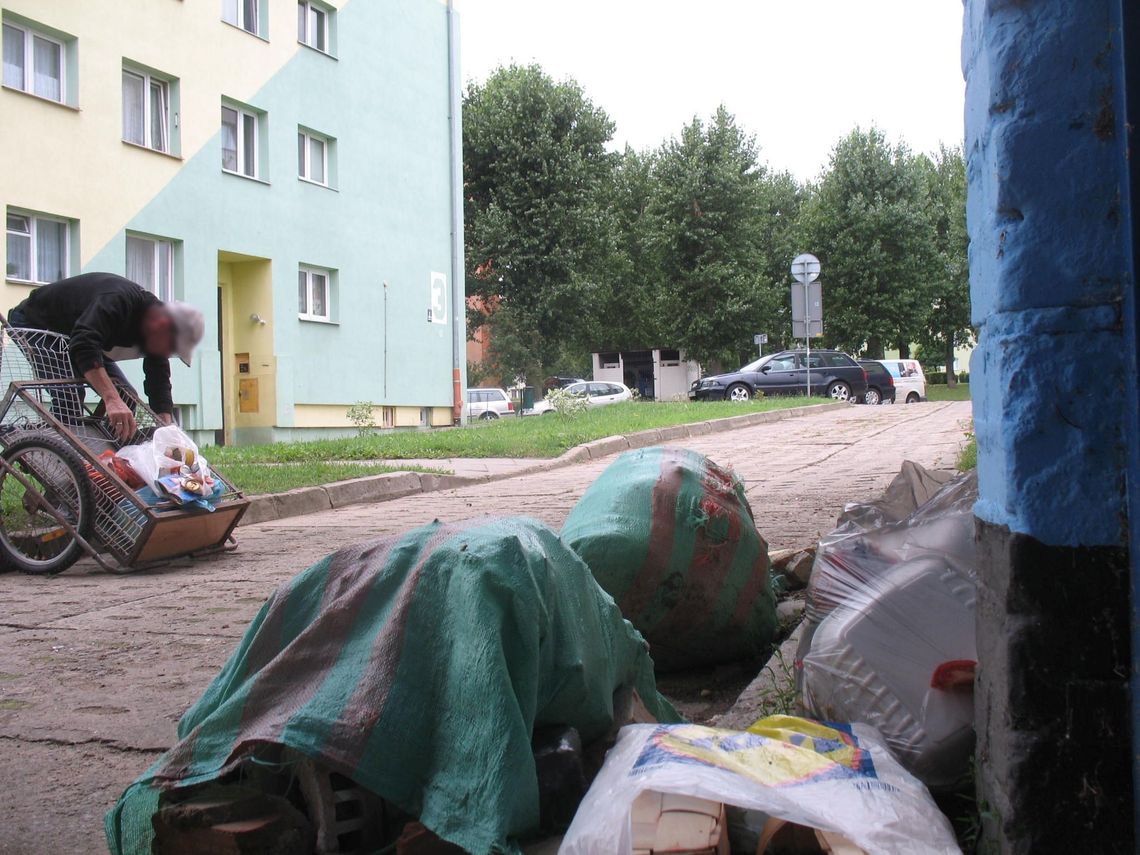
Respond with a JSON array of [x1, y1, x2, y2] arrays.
[[210, 398, 819, 470], [219, 462, 447, 496], [927, 383, 971, 401]]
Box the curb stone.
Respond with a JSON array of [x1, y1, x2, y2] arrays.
[[237, 401, 847, 527]]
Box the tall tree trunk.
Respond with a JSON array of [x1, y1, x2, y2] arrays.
[[945, 337, 957, 387], [898, 341, 911, 358], [866, 336, 884, 359]]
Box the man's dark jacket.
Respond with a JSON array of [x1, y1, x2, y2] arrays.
[[11, 273, 174, 413]]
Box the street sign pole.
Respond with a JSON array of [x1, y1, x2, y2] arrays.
[[805, 277, 811, 396], [790, 253, 821, 397], [753, 333, 768, 358]]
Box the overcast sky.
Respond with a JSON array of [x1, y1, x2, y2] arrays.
[[457, 0, 966, 181]]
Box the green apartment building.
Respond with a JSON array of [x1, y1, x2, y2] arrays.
[[2, 0, 466, 444]]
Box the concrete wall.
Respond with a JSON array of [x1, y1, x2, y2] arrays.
[[964, 0, 1134, 850]]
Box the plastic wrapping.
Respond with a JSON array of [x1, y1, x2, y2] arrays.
[[559, 717, 962, 855], [797, 464, 978, 790], [561, 447, 776, 671]]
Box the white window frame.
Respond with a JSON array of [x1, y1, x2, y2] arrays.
[[222, 0, 262, 36], [297, 129, 328, 186], [298, 265, 332, 322], [221, 104, 260, 179], [297, 1, 330, 53], [126, 234, 174, 301], [2, 20, 66, 104], [122, 67, 171, 153], [5, 210, 70, 285]]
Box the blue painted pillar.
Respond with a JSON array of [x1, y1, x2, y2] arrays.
[[964, 0, 1134, 851]]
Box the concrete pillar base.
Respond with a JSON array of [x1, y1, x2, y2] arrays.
[[975, 520, 1133, 854]]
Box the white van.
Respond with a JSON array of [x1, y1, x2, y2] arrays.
[[878, 359, 926, 403]]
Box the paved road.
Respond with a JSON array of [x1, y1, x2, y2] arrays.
[[0, 400, 970, 854]]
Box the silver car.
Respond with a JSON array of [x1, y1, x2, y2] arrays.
[[467, 387, 515, 419]]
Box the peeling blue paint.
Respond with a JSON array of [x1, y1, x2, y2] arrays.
[[965, 0, 1130, 547]]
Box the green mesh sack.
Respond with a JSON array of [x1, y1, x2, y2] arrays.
[[105, 517, 679, 855], [561, 447, 776, 671]]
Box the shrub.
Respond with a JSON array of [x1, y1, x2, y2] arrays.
[[346, 401, 377, 436], [546, 387, 589, 419]]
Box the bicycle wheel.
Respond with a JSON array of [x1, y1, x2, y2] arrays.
[[0, 434, 95, 575]]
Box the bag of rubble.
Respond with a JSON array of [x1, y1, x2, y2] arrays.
[[105, 517, 680, 855], [561, 447, 776, 672], [560, 716, 962, 855], [797, 464, 979, 790]]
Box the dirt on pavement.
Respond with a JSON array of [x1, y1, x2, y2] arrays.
[[0, 400, 971, 854]]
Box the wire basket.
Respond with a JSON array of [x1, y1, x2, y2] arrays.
[[0, 319, 247, 568]]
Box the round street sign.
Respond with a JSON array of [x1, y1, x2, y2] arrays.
[[791, 253, 821, 284]]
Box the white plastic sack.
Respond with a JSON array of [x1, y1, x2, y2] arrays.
[[152, 424, 208, 479], [560, 718, 961, 855], [115, 443, 159, 488], [116, 426, 211, 491]]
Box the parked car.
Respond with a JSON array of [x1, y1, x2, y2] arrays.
[[530, 381, 632, 414], [858, 360, 897, 405], [689, 350, 868, 402], [543, 376, 587, 391], [879, 359, 927, 403], [467, 387, 515, 419]]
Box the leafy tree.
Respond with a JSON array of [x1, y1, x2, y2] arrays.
[[645, 107, 773, 368], [800, 128, 939, 357], [915, 145, 971, 385], [463, 64, 615, 382]]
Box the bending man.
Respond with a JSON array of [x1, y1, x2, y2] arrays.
[[9, 272, 204, 441]]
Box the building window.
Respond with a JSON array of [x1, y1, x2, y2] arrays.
[[222, 0, 262, 37], [2, 19, 66, 103], [221, 103, 261, 179], [123, 66, 176, 154], [297, 128, 329, 186], [126, 234, 174, 301], [298, 266, 331, 322], [297, 1, 332, 53], [6, 210, 69, 284]]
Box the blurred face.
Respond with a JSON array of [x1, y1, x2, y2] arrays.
[[141, 307, 177, 357]]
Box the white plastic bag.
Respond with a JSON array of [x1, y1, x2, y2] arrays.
[[152, 424, 209, 480], [115, 442, 159, 489], [559, 718, 961, 855]]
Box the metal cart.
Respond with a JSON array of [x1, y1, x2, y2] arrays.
[[0, 318, 248, 575]]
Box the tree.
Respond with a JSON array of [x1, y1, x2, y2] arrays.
[[800, 128, 939, 357], [463, 64, 615, 382], [644, 107, 773, 368], [916, 145, 971, 385]]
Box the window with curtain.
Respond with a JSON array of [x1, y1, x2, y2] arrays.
[[6, 210, 69, 284], [126, 235, 174, 300], [297, 2, 330, 52], [2, 20, 65, 104], [298, 266, 332, 321], [223, 0, 261, 36], [122, 67, 171, 152], [297, 129, 328, 185], [221, 104, 259, 177]]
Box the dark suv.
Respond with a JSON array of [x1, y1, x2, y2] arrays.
[[690, 349, 868, 402], [858, 359, 896, 405]]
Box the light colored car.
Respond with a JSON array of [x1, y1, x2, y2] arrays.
[[466, 387, 515, 419], [529, 380, 632, 414], [878, 359, 926, 403]]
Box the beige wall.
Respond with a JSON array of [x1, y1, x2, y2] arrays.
[[1, 0, 341, 314]]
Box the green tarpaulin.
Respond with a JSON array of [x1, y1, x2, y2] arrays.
[[105, 517, 679, 855], [561, 447, 777, 671]]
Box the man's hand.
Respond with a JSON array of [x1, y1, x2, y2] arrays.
[[83, 365, 138, 442], [105, 396, 138, 442], [156, 412, 174, 426]]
